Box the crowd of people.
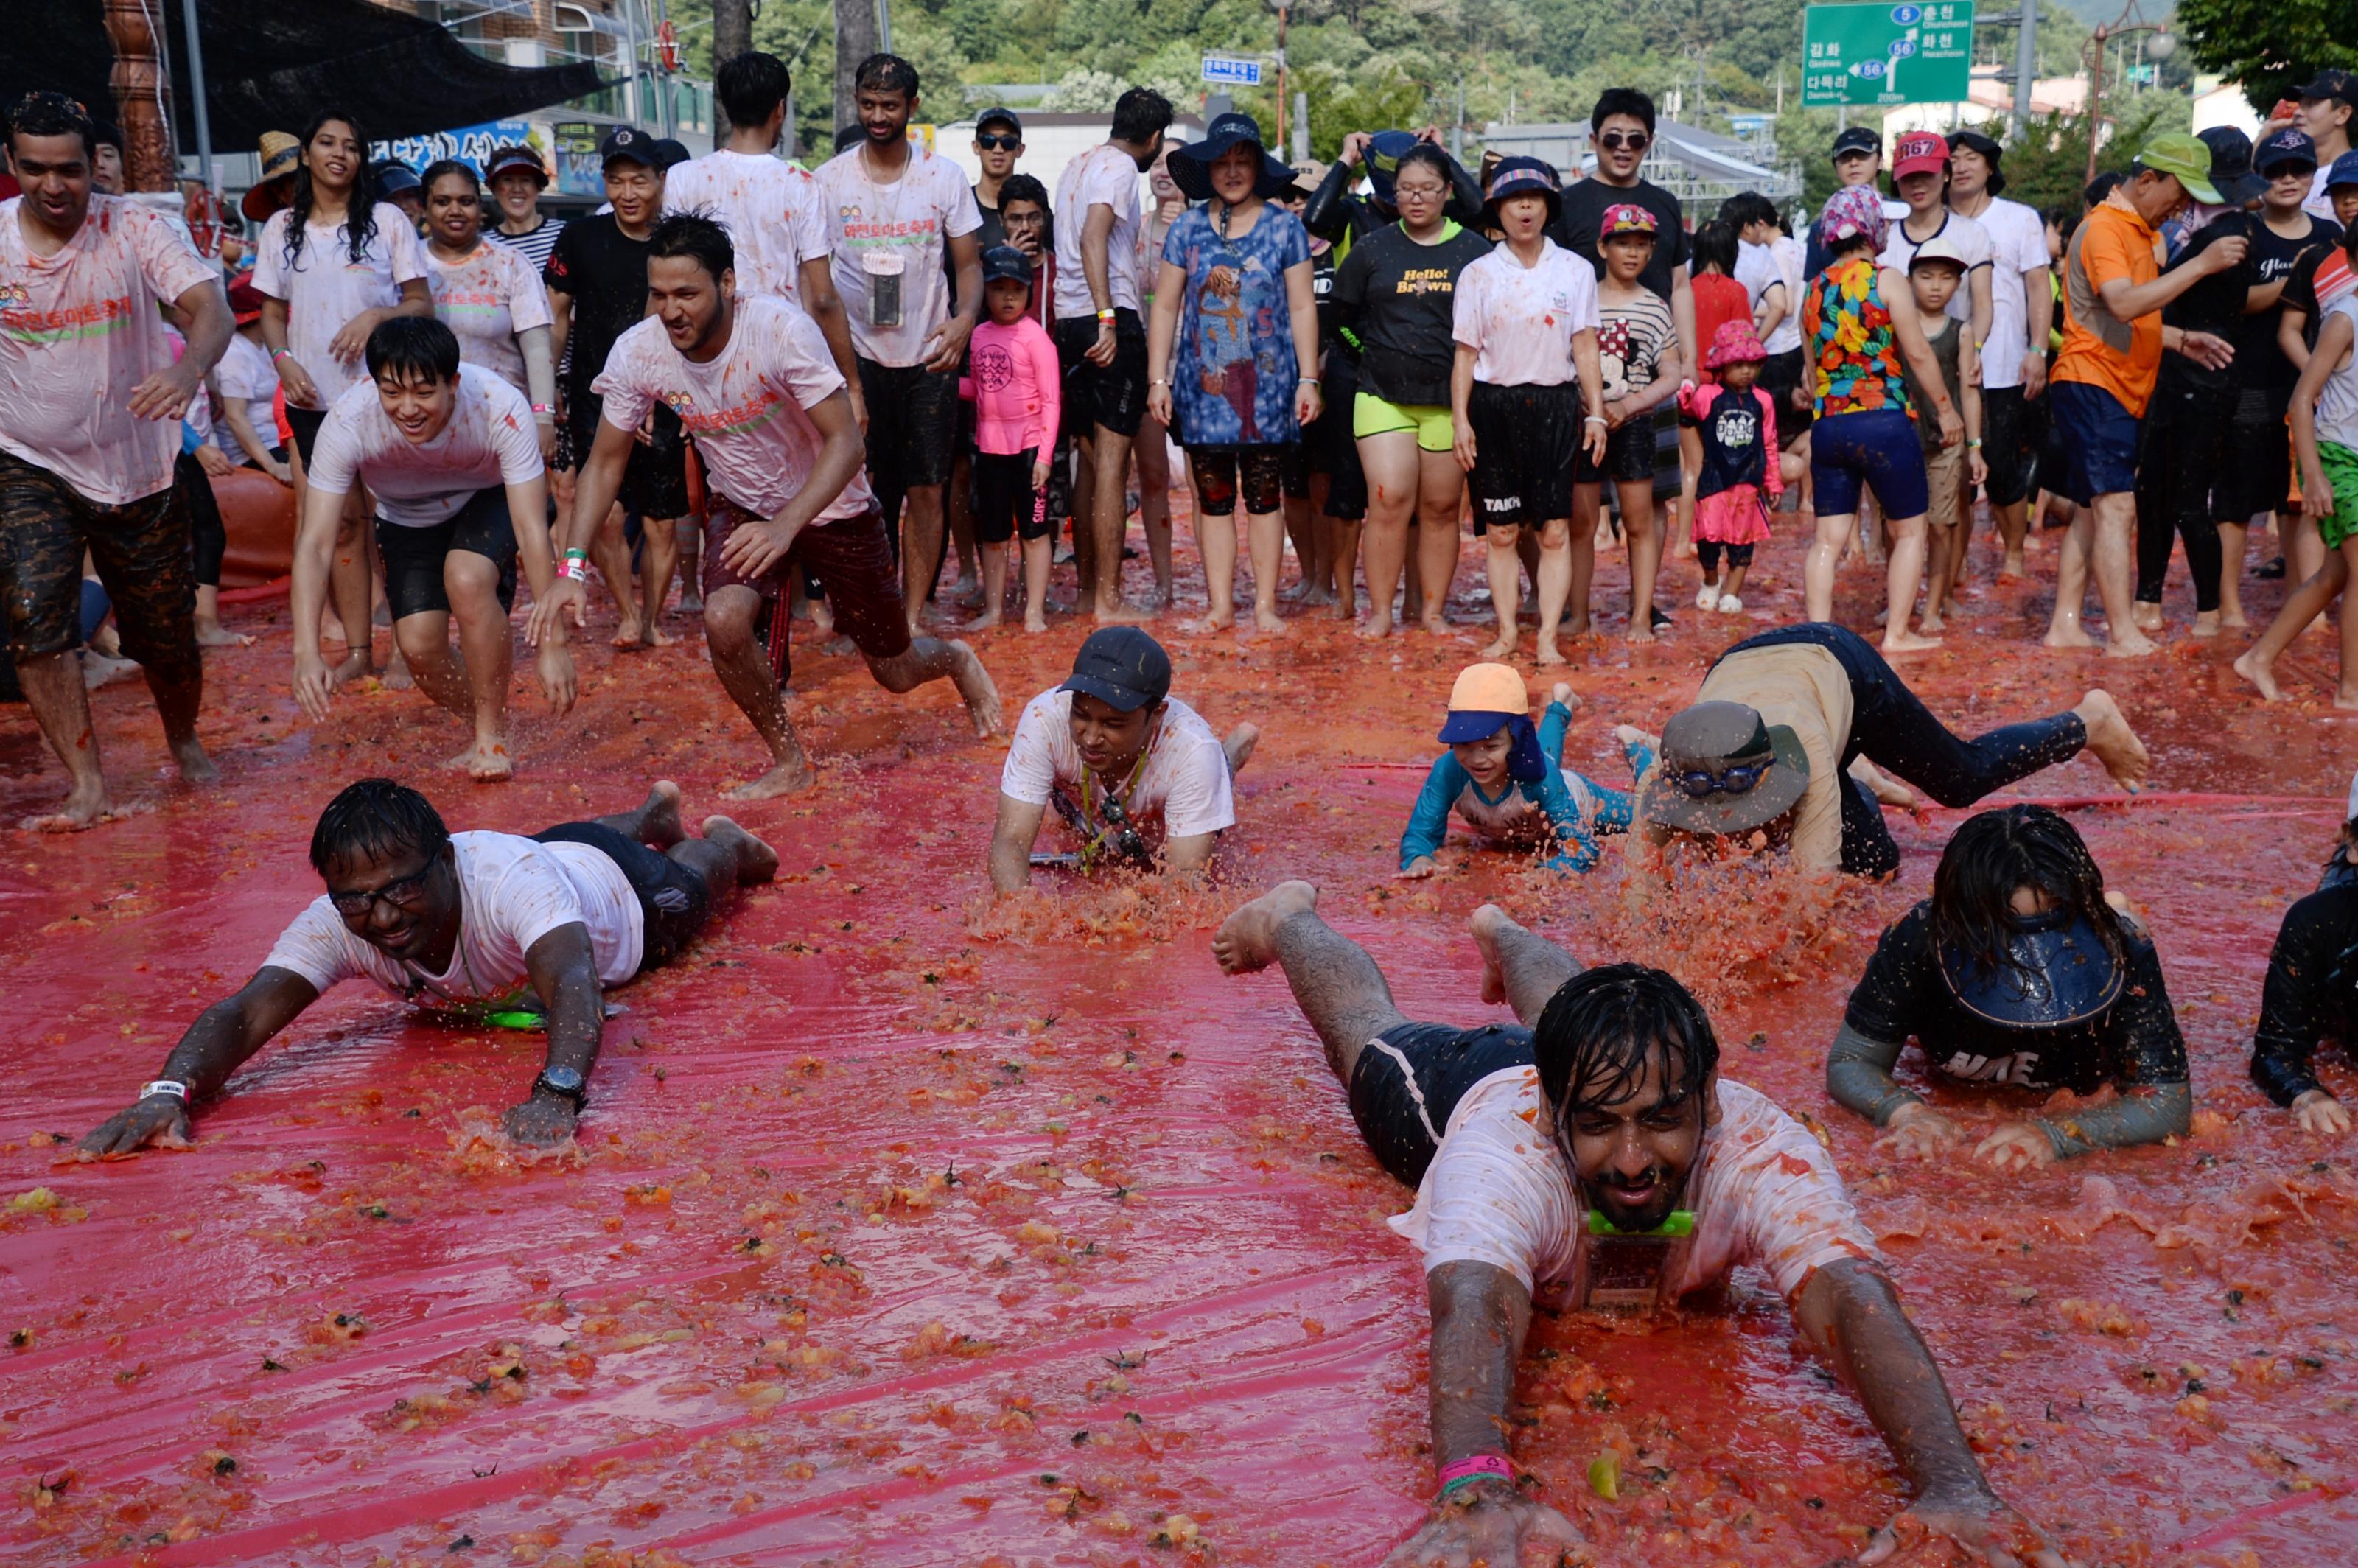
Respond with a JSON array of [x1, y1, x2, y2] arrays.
[[10, 49, 2358, 1568]]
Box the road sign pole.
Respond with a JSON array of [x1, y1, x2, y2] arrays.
[[2011, 0, 2038, 138]]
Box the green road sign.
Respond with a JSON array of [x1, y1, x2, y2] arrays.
[[1802, 2, 1977, 107]]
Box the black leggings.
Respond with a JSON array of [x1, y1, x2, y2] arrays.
[[176, 450, 225, 590], [1722, 623, 2088, 877], [1187, 444, 1287, 517], [2133, 384, 2229, 611], [1696, 541, 1754, 571]]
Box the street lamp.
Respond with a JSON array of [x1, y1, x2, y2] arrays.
[[2083, 2, 2177, 182]]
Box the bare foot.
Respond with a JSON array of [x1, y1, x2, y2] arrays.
[[726, 757, 818, 799], [1626, 623, 1657, 645], [2074, 689, 2150, 791], [1468, 902, 1516, 1007], [2337, 687, 2358, 710], [1329, 596, 1357, 622], [1477, 633, 1516, 660], [469, 742, 515, 783], [2102, 629, 2160, 659], [2190, 611, 2220, 640], [1560, 617, 1592, 640], [611, 619, 647, 651], [1180, 612, 1236, 635], [1093, 599, 1158, 626], [643, 622, 677, 649], [1354, 611, 1394, 640], [1535, 640, 1567, 667], [1882, 631, 1942, 653], [21, 777, 109, 833], [2219, 606, 2248, 631], [329, 651, 371, 688], [195, 622, 253, 648], [1917, 612, 1945, 635], [2043, 623, 2097, 651], [809, 600, 836, 636], [1211, 881, 1318, 976], [80, 651, 141, 690], [701, 813, 780, 885], [1253, 606, 1287, 634], [446, 743, 483, 772], [1224, 721, 1260, 776], [1023, 613, 1049, 634], [638, 780, 687, 848], [944, 639, 1006, 738], [2131, 602, 2163, 633], [1419, 613, 1452, 637], [382, 653, 413, 691], [2232, 648, 2284, 702], [169, 735, 219, 786], [963, 609, 1003, 632], [1998, 553, 2026, 580], [678, 587, 704, 614]]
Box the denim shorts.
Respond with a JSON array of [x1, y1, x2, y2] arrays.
[[1810, 407, 1931, 518]]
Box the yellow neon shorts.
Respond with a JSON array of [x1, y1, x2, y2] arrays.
[[1354, 391, 1455, 453]]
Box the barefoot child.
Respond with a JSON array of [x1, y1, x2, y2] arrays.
[[1893, 237, 1984, 634], [962, 246, 1061, 631], [1682, 320, 1782, 613], [1398, 663, 1648, 877], [1578, 205, 1684, 642], [2239, 264, 2358, 705]]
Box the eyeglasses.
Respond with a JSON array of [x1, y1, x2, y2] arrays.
[[976, 133, 1021, 151], [328, 862, 436, 919], [1393, 181, 1449, 200], [1600, 131, 1651, 152], [1673, 760, 1771, 798]]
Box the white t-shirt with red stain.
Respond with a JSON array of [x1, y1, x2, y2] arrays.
[[427, 242, 552, 396], [0, 194, 220, 504], [215, 331, 282, 452], [307, 363, 545, 527], [251, 203, 428, 407], [998, 688, 1236, 841], [1053, 142, 1146, 322], [1391, 1073, 1880, 1307], [262, 830, 643, 1004], [662, 150, 832, 304], [592, 295, 875, 524], [1450, 239, 1602, 388], [814, 144, 979, 366]]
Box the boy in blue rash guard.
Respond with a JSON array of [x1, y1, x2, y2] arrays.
[[1399, 664, 1651, 876]]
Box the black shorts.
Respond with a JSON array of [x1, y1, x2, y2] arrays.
[[1347, 1022, 1537, 1189], [2219, 389, 2294, 519], [1305, 356, 1368, 520], [1053, 309, 1150, 441], [1186, 444, 1288, 517], [284, 405, 330, 466], [1468, 380, 1581, 525], [1761, 349, 1812, 443], [566, 387, 690, 518], [374, 488, 519, 620], [855, 358, 960, 491], [1979, 385, 2033, 508], [973, 449, 1051, 543], [237, 447, 287, 472], [1281, 441, 1310, 502], [0, 452, 195, 681], [1575, 419, 1656, 486], [530, 821, 713, 973]]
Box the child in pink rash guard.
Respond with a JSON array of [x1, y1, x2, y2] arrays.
[[960, 245, 1062, 631]]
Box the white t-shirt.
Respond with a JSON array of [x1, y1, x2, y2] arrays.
[[216, 332, 281, 450], [1450, 239, 1601, 387], [1735, 235, 1805, 356], [592, 295, 875, 524], [1878, 209, 1993, 332], [999, 688, 1236, 840], [1954, 196, 2047, 390], [427, 242, 552, 396], [2309, 164, 2344, 223], [251, 203, 429, 407], [662, 150, 831, 304], [814, 144, 979, 366], [307, 363, 545, 526], [263, 830, 643, 1004], [2314, 296, 2358, 451], [1053, 142, 1146, 322], [0, 195, 220, 505], [1390, 1072, 1879, 1307]]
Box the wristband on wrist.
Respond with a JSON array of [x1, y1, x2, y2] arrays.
[[557, 556, 589, 581], [1584, 414, 1609, 427], [531, 402, 553, 415], [1435, 1454, 1514, 1502], [141, 1079, 190, 1103], [1967, 438, 1984, 448], [1096, 309, 1117, 323], [269, 346, 293, 363]]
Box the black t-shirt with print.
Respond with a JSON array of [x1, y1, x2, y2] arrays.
[[2160, 214, 2259, 396], [1332, 220, 1495, 406], [542, 213, 653, 396], [1549, 177, 1689, 301], [1843, 901, 2189, 1096], [2239, 214, 2344, 395]]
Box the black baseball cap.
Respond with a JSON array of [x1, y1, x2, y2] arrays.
[[1061, 627, 1171, 712], [976, 107, 1024, 136], [2298, 68, 2358, 110], [981, 244, 1032, 285], [653, 137, 692, 171], [601, 127, 658, 168], [1830, 126, 1881, 160]]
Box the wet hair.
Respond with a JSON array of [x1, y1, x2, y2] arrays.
[[364, 315, 461, 385], [716, 49, 792, 127], [283, 109, 380, 270], [1930, 805, 2128, 978], [1112, 88, 1176, 147], [855, 53, 919, 99], [1532, 963, 1719, 1119], [648, 211, 735, 284], [420, 159, 479, 198], [2084, 170, 2126, 210], [7, 91, 98, 160], [1393, 143, 1456, 192], [1690, 217, 1738, 275], [1591, 88, 1658, 137], [1720, 189, 1777, 231], [310, 779, 450, 878]]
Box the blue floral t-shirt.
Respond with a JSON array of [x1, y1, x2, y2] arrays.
[[1161, 202, 1311, 447]]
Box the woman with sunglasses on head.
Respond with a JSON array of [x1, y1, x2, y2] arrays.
[[420, 161, 557, 464], [1333, 142, 1494, 637], [1828, 805, 2189, 1171]]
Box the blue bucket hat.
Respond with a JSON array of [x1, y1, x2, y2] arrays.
[[1362, 129, 1424, 209], [1483, 155, 1561, 223], [1167, 112, 1298, 202], [1937, 909, 2126, 1029]]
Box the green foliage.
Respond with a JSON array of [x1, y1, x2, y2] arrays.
[[2177, 0, 2358, 113], [1988, 92, 2190, 216]]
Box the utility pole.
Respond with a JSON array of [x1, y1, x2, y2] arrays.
[[834, 0, 880, 132], [180, 0, 215, 195], [1451, 77, 1463, 161], [713, 0, 752, 136], [2010, 0, 2039, 139]]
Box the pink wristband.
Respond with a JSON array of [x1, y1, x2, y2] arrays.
[[1435, 1454, 1514, 1496]]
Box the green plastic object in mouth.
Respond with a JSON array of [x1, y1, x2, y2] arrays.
[[1586, 1208, 1696, 1237], [480, 1009, 547, 1031]]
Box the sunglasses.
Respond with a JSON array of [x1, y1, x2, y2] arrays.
[[1599, 131, 1651, 152], [328, 861, 436, 920], [976, 133, 1021, 151], [1673, 760, 1771, 799]]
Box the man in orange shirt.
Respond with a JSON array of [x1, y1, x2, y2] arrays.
[[2044, 133, 2245, 657]]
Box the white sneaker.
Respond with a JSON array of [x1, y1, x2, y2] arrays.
[[1696, 584, 1718, 610], [1717, 593, 1743, 613]]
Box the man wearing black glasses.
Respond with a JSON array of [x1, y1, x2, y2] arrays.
[[77, 778, 777, 1156], [1633, 623, 2149, 876], [970, 108, 1025, 253], [1550, 88, 1697, 383]]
